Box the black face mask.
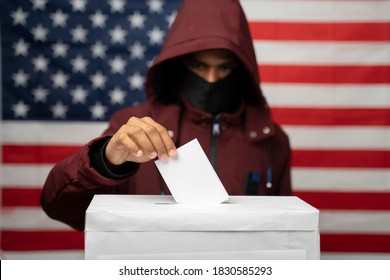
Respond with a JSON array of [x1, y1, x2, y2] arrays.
[[181, 68, 240, 115]]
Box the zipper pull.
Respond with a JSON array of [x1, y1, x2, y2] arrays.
[[266, 166, 272, 189], [212, 114, 221, 136], [212, 123, 220, 136]]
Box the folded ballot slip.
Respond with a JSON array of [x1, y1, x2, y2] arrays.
[[155, 138, 229, 204]]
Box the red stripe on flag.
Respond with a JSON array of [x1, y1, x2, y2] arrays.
[[2, 188, 42, 207], [249, 22, 390, 41], [3, 145, 389, 168], [1, 230, 84, 251], [321, 234, 390, 253], [2, 145, 80, 163], [294, 191, 390, 211], [271, 108, 390, 126], [259, 65, 390, 84], [292, 150, 390, 168]]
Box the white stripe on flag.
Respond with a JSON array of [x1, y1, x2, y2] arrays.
[[254, 42, 390, 65], [2, 165, 53, 186], [241, 0, 390, 21], [292, 168, 390, 192], [320, 211, 390, 233], [284, 126, 390, 150], [262, 84, 390, 108], [1, 251, 84, 260], [2, 207, 74, 230], [2, 122, 389, 150], [1, 121, 107, 144]]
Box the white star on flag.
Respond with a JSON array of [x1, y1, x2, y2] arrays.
[[70, 25, 89, 43], [13, 39, 29, 56], [128, 72, 145, 90], [166, 11, 177, 27], [51, 70, 69, 89], [52, 42, 69, 57], [109, 56, 127, 74], [12, 69, 30, 87], [91, 41, 107, 58], [50, 10, 68, 27], [128, 11, 146, 29], [50, 101, 68, 119], [31, 24, 49, 41], [109, 0, 126, 13], [147, 0, 164, 14], [90, 71, 107, 89], [31, 0, 47, 11], [109, 87, 126, 104], [33, 86, 49, 103], [12, 100, 30, 118], [147, 26, 165, 45], [129, 41, 146, 60], [32, 55, 49, 72], [71, 86, 89, 104], [71, 55, 89, 73], [109, 25, 127, 44], [90, 102, 108, 120], [11, 7, 28, 26], [90, 10, 107, 28], [71, 0, 87, 12]]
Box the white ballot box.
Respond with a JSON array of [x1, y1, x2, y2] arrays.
[[85, 195, 320, 260]]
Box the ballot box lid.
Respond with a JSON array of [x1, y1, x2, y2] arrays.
[[85, 195, 319, 232]]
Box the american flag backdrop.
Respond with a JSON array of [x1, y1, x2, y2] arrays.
[[1, 0, 389, 260]]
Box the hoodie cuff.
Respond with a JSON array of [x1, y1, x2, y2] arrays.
[[91, 137, 139, 179]]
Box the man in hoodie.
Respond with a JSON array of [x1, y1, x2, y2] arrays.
[[41, 0, 292, 231]]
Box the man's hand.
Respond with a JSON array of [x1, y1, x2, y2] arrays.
[[105, 116, 177, 166]]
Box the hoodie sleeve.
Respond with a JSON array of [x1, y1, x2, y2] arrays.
[[91, 137, 140, 179], [39, 105, 151, 231], [40, 135, 138, 231]]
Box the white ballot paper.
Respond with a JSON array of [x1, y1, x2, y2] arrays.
[[155, 138, 229, 204]]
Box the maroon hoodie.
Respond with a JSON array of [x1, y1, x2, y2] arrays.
[[41, 0, 292, 231]]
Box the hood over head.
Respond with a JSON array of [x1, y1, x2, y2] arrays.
[[146, 0, 266, 109]]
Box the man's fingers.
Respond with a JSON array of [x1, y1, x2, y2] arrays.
[[116, 132, 143, 158], [128, 117, 177, 160], [107, 116, 177, 165], [105, 130, 145, 165], [127, 125, 159, 159], [142, 117, 177, 157]]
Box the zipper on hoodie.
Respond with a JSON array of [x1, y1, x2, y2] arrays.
[[210, 114, 221, 169]]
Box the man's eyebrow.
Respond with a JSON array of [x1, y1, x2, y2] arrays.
[[222, 60, 239, 65], [219, 60, 239, 68], [187, 57, 204, 63]]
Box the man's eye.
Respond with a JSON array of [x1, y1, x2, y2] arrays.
[[219, 66, 233, 72], [221, 63, 238, 71], [190, 63, 205, 69]]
